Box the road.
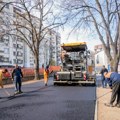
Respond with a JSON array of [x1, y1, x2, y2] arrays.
[[0, 77, 96, 120]]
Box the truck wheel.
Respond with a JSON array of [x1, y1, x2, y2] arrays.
[[54, 83, 57, 86], [92, 82, 96, 86]]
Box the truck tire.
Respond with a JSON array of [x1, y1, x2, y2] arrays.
[[54, 83, 57, 86]]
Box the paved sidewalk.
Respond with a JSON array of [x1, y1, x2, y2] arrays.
[[97, 87, 120, 120]]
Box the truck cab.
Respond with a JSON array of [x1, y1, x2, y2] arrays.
[[53, 42, 96, 85]]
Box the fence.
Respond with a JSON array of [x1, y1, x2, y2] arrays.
[[1, 66, 61, 84]]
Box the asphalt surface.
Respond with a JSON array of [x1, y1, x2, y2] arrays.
[[0, 77, 96, 120]]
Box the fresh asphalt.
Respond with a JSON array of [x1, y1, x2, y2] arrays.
[[0, 77, 101, 120]]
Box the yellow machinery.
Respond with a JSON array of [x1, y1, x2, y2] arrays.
[[53, 42, 96, 85]]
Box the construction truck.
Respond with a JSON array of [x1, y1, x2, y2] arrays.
[[53, 42, 96, 85]]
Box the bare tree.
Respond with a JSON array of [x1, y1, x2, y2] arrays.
[[0, 1, 13, 12], [61, 0, 120, 72], [2, 0, 67, 79]]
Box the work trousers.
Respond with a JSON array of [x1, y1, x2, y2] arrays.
[[110, 82, 120, 105], [14, 76, 22, 92], [0, 80, 3, 88], [101, 75, 107, 87]]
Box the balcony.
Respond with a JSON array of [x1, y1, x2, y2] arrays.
[[13, 51, 23, 57], [2, 57, 9, 63], [13, 44, 23, 49], [17, 44, 23, 49], [13, 59, 23, 64], [0, 47, 4, 53], [0, 55, 4, 62], [17, 51, 23, 56], [17, 59, 23, 64]]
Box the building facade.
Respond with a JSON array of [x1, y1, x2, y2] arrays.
[[94, 44, 120, 73], [0, 2, 61, 68]]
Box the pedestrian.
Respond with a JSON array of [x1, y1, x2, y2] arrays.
[[12, 64, 23, 94], [100, 65, 108, 88], [44, 65, 49, 86], [0, 69, 9, 98], [104, 72, 120, 107]]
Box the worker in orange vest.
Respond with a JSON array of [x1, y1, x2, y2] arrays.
[[44, 65, 49, 86], [0, 69, 9, 98], [0, 69, 8, 88]]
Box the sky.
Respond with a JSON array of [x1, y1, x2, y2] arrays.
[[28, 0, 102, 51], [59, 26, 101, 51]]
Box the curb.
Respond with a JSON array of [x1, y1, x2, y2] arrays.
[[94, 100, 98, 120], [94, 86, 98, 120]]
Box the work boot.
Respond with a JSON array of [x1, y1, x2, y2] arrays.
[[104, 103, 114, 107], [14, 91, 19, 95], [19, 91, 23, 94], [116, 104, 120, 108], [45, 83, 47, 86]]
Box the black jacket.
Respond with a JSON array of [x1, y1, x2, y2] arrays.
[[100, 68, 108, 75], [12, 68, 23, 78]]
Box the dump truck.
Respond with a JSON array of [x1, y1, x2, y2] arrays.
[[53, 42, 96, 85]]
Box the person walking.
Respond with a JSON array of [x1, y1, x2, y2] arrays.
[[12, 64, 23, 94], [44, 65, 49, 86], [0, 69, 9, 98], [100, 65, 108, 88], [104, 72, 120, 107]]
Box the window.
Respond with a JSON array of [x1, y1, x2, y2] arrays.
[[17, 52, 23, 56], [17, 44, 23, 49], [5, 4, 9, 9], [13, 51, 16, 56], [13, 44, 16, 48], [17, 37, 22, 42], [3, 57, 9, 63], [0, 56, 4, 62], [17, 59, 23, 64], [4, 48, 9, 54], [91, 60, 94, 64], [96, 55, 99, 64], [14, 59, 16, 64]]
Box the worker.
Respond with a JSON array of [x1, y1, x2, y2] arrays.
[[0, 69, 8, 98], [0, 69, 8, 88], [44, 65, 49, 86], [100, 65, 108, 88], [104, 72, 120, 107], [12, 64, 23, 94]]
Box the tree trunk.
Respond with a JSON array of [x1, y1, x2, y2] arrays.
[[34, 54, 39, 80], [110, 56, 119, 72], [104, 46, 119, 72]]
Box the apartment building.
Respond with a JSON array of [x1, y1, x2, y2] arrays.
[[49, 30, 61, 66], [94, 44, 103, 54], [0, 1, 14, 66], [22, 15, 61, 68], [0, 1, 61, 68], [94, 44, 120, 72]]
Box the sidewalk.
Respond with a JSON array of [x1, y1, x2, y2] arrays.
[[97, 87, 120, 120]]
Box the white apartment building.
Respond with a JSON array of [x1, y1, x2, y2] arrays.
[[38, 30, 61, 68], [0, 1, 15, 66], [95, 50, 108, 71], [94, 44, 109, 72], [24, 30, 61, 68], [94, 44, 120, 72], [0, 1, 61, 68], [49, 30, 61, 66]]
